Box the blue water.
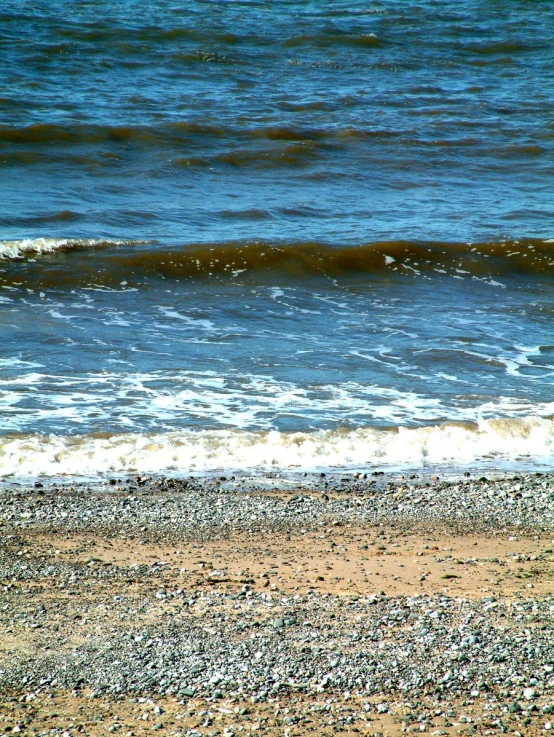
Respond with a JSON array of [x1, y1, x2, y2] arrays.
[[1, 1, 553, 476]]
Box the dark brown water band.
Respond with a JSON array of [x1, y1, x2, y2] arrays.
[[1, 238, 553, 291]]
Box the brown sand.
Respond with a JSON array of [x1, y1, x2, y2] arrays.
[[1, 518, 553, 736]]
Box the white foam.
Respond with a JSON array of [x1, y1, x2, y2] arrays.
[[0, 238, 138, 259], [0, 416, 553, 478], [2, 368, 554, 435], [157, 306, 216, 331], [0, 358, 43, 370]]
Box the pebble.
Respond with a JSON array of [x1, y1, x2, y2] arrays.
[[1, 471, 554, 543], [9, 587, 551, 703], [0, 470, 553, 732]]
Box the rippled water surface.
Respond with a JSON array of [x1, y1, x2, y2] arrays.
[[1, 1, 553, 477]]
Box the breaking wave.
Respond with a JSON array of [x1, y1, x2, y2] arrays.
[[1, 417, 553, 479], [1, 238, 553, 289], [0, 238, 147, 260]]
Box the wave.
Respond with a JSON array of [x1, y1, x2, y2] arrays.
[[1, 210, 84, 227], [53, 23, 378, 50], [17, 22, 380, 53], [0, 122, 225, 147], [0, 122, 351, 158], [171, 49, 237, 65], [1, 238, 553, 288], [282, 32, 380, 49], [456, 41, 535, 56], [56, 25, 242, 45], [2, 121, 537, 151], [0, 238, 145, 260], [1, 417, 553, 479], [2, 121, 549, 177]]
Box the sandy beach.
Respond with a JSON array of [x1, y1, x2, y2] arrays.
[[1, 471, 553, 736]]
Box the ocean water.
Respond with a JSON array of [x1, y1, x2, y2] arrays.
[[1, 0, 554, 479]]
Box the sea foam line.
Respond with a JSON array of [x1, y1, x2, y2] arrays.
[[0, 417, 553, 478], [0, 238, 141, 260]]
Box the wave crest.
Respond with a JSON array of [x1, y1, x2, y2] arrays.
[[1, 238, 552, 290], [0, 238, 145, 260], [1, 417, 553, 479]]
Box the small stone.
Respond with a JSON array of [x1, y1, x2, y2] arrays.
[[273, 617, 285, 630], [509, 702, 522, 713], [523, 687, 536, 700]]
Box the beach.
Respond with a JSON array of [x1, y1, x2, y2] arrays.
[[1, 2, 554, 733], [1, 471, 553, 736]]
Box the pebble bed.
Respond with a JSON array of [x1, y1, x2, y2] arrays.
[[3, 587, 554, 704], [1, 470, 554, 540], [0, 471, 553, 735]]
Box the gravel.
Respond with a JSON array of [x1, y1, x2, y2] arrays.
[[0, 470, 553, 735], [1, 470, 553, 541]]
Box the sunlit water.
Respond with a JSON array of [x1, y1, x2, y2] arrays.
[[1, 1, 553, 477]]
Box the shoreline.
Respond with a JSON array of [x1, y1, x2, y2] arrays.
[[1, 472, 553, 735]]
